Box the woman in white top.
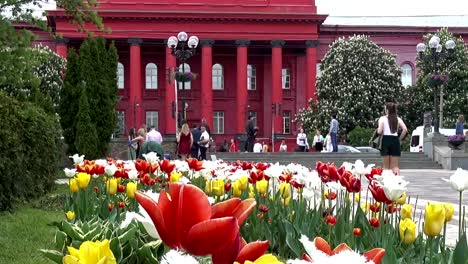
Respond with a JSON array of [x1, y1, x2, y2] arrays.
[[279, 140, 287, 152], [377, 102, 408, 175], [312, 130, 324, 152], [296, 128, 308, 152]]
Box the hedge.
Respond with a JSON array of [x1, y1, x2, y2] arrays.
[[0, 92, 60, 211]]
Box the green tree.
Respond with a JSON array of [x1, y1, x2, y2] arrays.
[[405, 28, 468, 129], [59, 48, 81, 154], [296, 35, 403, 134], [75, 89, 99, 160]]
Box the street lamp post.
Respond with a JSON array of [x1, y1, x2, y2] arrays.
[[416, 36, 456, 134], [167, 32, 199, 126]]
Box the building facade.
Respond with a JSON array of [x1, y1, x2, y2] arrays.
[[44, 0, 468, 150]]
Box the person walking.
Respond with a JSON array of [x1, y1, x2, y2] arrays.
[[198, 125, 210, 160], [296, 128, 308, 152], [146, 126, 163, 144], [312, 130, 324, 152], [191, 125, 201, 159], [130, 128, 146, 159], [177, 123, 193, 161], [456, 114, 465, 135], [329, 112, 339, 152], [377, 102, 408, 175], [245, 116, 256, 152]]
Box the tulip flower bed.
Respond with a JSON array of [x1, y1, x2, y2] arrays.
[[42, 153, 468, 264]]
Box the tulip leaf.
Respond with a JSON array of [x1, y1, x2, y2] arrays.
[[453, 233, 468, 264], [118, 226, 137, 244], [283, 220, 301, 257], [61, 221, 84, 241], [110, 237, 123, 262], [54, 230, 68, 251], [39, 249, 63, 264]]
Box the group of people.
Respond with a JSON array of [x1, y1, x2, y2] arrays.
[[176, 122, 211, 161], [128, 125, 164, 160]]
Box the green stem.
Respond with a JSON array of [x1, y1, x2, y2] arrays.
[[442, 220, 447, 252], [459, 191, 463, 240], [352, 192, 355, 224]]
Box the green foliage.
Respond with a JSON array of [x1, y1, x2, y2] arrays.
[[75, 90, 99, 160], [348, 126, 376, 147], [408, 28, 468, 129], [296, 35, 403, 134], [42, 218, 164, 264], [59, 37, 118, 157], [0, 92, 60, 211]]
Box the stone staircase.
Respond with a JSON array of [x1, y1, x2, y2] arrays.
[[213, 152, 441, 170]]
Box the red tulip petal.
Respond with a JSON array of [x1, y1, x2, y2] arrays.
[[158, 185, 181, 247], [177, 183, 212, 247], [332, 243, 352, 255], [234, 240, 269, 264], [233, 198, 257, 226], [212, 232, 241, 264], [135, 192, 176, 248], [211, 198, 241, 219], [364, 248, 385, 264], [302, 253, 313, 262], [184, 217, 239, 256], [314, 237, 332, 256]]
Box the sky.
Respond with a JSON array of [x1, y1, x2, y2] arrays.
[[316, 0, 468, 16]]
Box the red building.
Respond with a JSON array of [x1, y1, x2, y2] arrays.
[[44, 1, 468, 150]]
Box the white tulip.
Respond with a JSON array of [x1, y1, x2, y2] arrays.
[[353, 160, 374, 176], [63, 168, 76, 178], [69, 154, 84, 165], [127, 169, 139, 180], [161, 250, 199, 264], [104, 164, 118, 176], [374, 171, 409, 201], [443, 168, 468, 192], [142, 152, 159, 165]]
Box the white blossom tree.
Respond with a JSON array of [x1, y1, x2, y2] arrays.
[[296, 35, 403, 134]]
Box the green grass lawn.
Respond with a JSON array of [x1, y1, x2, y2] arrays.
[[0, 185, 67, 264]]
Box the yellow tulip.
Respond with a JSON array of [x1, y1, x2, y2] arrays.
[[423, 202, 446, 237], [232, 181, 242, 197], [354, 193, 361, 203], [401, 204, 413, 220], [249, 184, 255, 198], [279, 182, 291, 199], [282, 197, 291, 207], [239, 176, 249, 191], [205, 180, 212, 194], [170, 172, 182, 183], [396, 192, 407, 205], [106, 178, 118, 195], [256, 179, 268, 195], [126, 182, 137, 199], [399, 218, 417, 244], [63, 239, 116, 264], [360, 203, 370, 214], [236, 254, 284, 264], [76, 172, 91, 189], [65, 211, 75, 221], [69, 178, 79, 193], [212, 178, 225, 197], [443, 203, 454, 222]]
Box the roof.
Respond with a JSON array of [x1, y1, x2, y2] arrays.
[[324, 15, 468, 28]]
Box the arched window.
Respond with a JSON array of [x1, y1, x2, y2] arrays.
[[401, 63, 413, 87], [247, 64, 256, 90], [178, 63, 191, 90], [212, 63, 224, 90], [117, 62, 124, 89], [145, 63, 158, 89]]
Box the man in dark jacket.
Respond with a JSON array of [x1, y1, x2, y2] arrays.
[[191, 125, 201, 159]]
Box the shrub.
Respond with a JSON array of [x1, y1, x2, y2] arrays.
[[347, 126, 376, 147], [0, 92, 60, 211]]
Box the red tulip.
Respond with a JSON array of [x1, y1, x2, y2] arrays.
[[353, 227, 362, 237], [186, 158, 204, 171], [365, 167, 383, 181], [159, 159, 175, 175], [136, 183, 240, 256], [302, 237, 385, 264], [241, 161, 253, 170], [118, 202, 125, 208], [326, 215, 337, 226], [224, 182, 232, 192], [369, 217, 380, 228], [134, 159, 150, 173], [369, 180, 392, 204], [117, 184, 125, 193], [255, 162, 269, 171], [258, 204, 269, 213]]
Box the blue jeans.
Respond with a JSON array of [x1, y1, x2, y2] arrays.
[[331, 132, 338, 152]]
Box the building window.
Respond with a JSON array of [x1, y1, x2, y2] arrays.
[[283, 111, 291, 134], [115, 111, 125, 137], [282, 68, 290, 89], [146, 111, 159, 131], [145, 63, 158, 89], [117, 62, 124, 89], [178, 63, 191, 90], [213, 111, 224, 134], [401, 63, 413, 87], [316, 63, 322, 78], [212, 63, 224, 90], [247, 64, 256, 90]]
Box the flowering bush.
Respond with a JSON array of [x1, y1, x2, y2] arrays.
[[45, 154, 468, 263]]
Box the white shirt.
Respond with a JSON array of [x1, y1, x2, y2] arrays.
[[313, 135, 323, 145], [146, 129, 163, 144], [279, 144, 287, 152], [379, 116, 404, 136], [296, 133, 307, 146], [253, 143, 263, 153], [199, 131, 210, 148]]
